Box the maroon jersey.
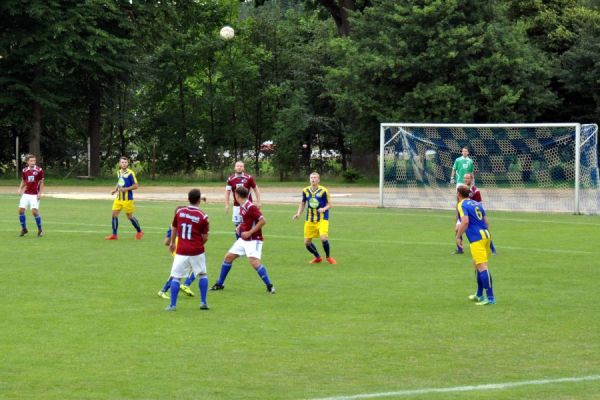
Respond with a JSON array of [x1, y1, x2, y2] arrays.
[[171, 206, 209, 256], [22, 166, 44, 195], [238, 200, 264, 241], [226, 173, 256, 206], [469, 185, 482, 202]]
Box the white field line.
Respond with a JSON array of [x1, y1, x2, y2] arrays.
[[306, 375, 600, 400], [0, 221, 593, 254]]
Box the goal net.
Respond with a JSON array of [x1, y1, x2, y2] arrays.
[[379, 123, 599, 214]]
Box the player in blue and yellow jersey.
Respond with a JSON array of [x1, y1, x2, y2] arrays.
[[456, 184, 495, 305], [105, 156, 143, 240], [293, 172, 337, 264]]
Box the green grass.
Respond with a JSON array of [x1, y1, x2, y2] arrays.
[[1, 195, 599, 399]]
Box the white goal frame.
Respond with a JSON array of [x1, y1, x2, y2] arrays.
[[379, 123, 598, 214]]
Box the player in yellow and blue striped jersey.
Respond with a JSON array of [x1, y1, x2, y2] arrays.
[[456, 185, 495, 305], [105, 156, 143, 240], [293, 172, 336, 265]]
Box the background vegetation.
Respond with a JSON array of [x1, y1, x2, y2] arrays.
[[1, 0, 599, 179]]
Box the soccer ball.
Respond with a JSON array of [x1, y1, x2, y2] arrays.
[[220, 26, 235, 40]]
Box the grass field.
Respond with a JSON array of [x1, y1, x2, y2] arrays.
[[1, 194, 599, 399]]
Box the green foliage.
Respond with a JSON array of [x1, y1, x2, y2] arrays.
[[341, 167, 362, 182]]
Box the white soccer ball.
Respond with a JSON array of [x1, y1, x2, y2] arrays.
[[220, 26, 235, 40]]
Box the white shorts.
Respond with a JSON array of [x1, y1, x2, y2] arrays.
[[170, 254, 207, 279], [228, 238, 263, 259], [232, 206, 242, 224], [19, 194, 40, 210]]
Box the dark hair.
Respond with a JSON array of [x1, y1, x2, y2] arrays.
[[188, 189, 202, 204], [119, 156, 128, 161], [457, 185, 471, 198], [235, 186, 249, 199]]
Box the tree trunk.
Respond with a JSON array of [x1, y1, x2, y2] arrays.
[[29, 101, 42, 160], [88, 94, 102, 177]]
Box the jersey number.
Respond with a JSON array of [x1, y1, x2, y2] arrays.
[[180, 223, 193, 240], [475, 207, 483, 220]]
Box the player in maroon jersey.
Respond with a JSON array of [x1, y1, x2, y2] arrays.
[[165, 189, 210, 311], [225, 161, 261, 238], [212, 186, 275, 294], [17, 154, 45, 237]]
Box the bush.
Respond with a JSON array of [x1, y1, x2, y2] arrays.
[[342, 168, 362, 183]]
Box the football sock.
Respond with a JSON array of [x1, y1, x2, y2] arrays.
[[306, 243, 320, 258], [162, 277, 173, 293], [235, 223, 241, 240], [170, 279, 181, 307], [184, 273, 195, 286], [198, 275, 208, 304], [490, 241, 497, 254], [217, 262, 232, 285], [111, 217, 118, 235], [479, 270, 494, 301], [130, 217, 141, 232], [475, 270, 483, 297], [256, 265, 272, 286], [322, 240, 330, 257], [35, 215, 42, 231], [19, 213, 26, 229]]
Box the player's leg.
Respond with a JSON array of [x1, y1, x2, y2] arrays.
[[468, 262, 484, 302], [304, 222, 322, 263], [106, 202, 121, 239], [319, 221, 336, 264], [473, 240, 494, 305], [166, 255, 187, 311], [32, 205, 43, 236], [211, 249, 240, 290], [158, 276, 171, 299], [180, 271, 196, 297], [125, 203, 143, 239], [18, 201, 27, 236], [247, 241, 274, 293], [190, 254, 209, 309]]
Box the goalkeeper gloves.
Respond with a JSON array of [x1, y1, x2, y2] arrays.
[[450, 178, 455, 184]]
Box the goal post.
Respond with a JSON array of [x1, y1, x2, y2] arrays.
[[379, 123, 599, 214]]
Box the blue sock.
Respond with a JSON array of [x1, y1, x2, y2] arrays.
[[479, 270, 494, 301], [256, 265, 271, 286], [199, 276, 208, 305], [162, 277, 172, 293], [170, 279, 181, 307], [130, 217, 141, 232], [322, 240, 330, 257], [475, 271, 483, 297], [306, 243, 320, 258], [490, 241, 496, 254], [234, 223, 241, 240], [217, 262, 232, 285], [19, 213, 26, 229], [184, 273, 195, 286], [34, 215, 42, 231], [112, 217, 118, 235]]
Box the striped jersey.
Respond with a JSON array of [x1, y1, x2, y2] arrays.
[[302, 185, 330, 222], [115, 168, 138, 201]]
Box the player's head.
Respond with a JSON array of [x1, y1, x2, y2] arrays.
[[234, 161, 245, 174], [309, 172, 320, 186], [188, 189, 202, 205], [25, 154, 36, 167], [119, 156, 129, 169], [464, 173, 473, 186], [461, 147, 469, 157], [456, 184, 471, 200], [235, 185, 249, 201]]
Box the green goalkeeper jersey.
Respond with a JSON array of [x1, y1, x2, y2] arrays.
[[453, 156, 474, 184]]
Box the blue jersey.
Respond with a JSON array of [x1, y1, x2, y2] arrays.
[[457, 199, 489, 243], [116, 168, 138, 201], [302, 185, 330, 222]]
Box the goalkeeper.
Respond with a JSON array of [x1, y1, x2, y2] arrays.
[[450, 147, 474, 187]]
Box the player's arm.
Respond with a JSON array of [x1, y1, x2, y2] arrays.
[[455, 216, 469, 245], [200, 233, 208, 244], [168, 224, 177, 253], [252, 184, 261, 207], [225, 186, 231, 213], [293, 200, 306, 220], [241, 216, 265, 239], [37, 179, 44, 199], [483, 215, 490, 230], [17, 178, 25, 195]]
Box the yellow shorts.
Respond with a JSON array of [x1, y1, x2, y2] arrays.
[[304, 220, 329, 239], [470, 238, 491, 265], [112, 199, 135, 214]]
